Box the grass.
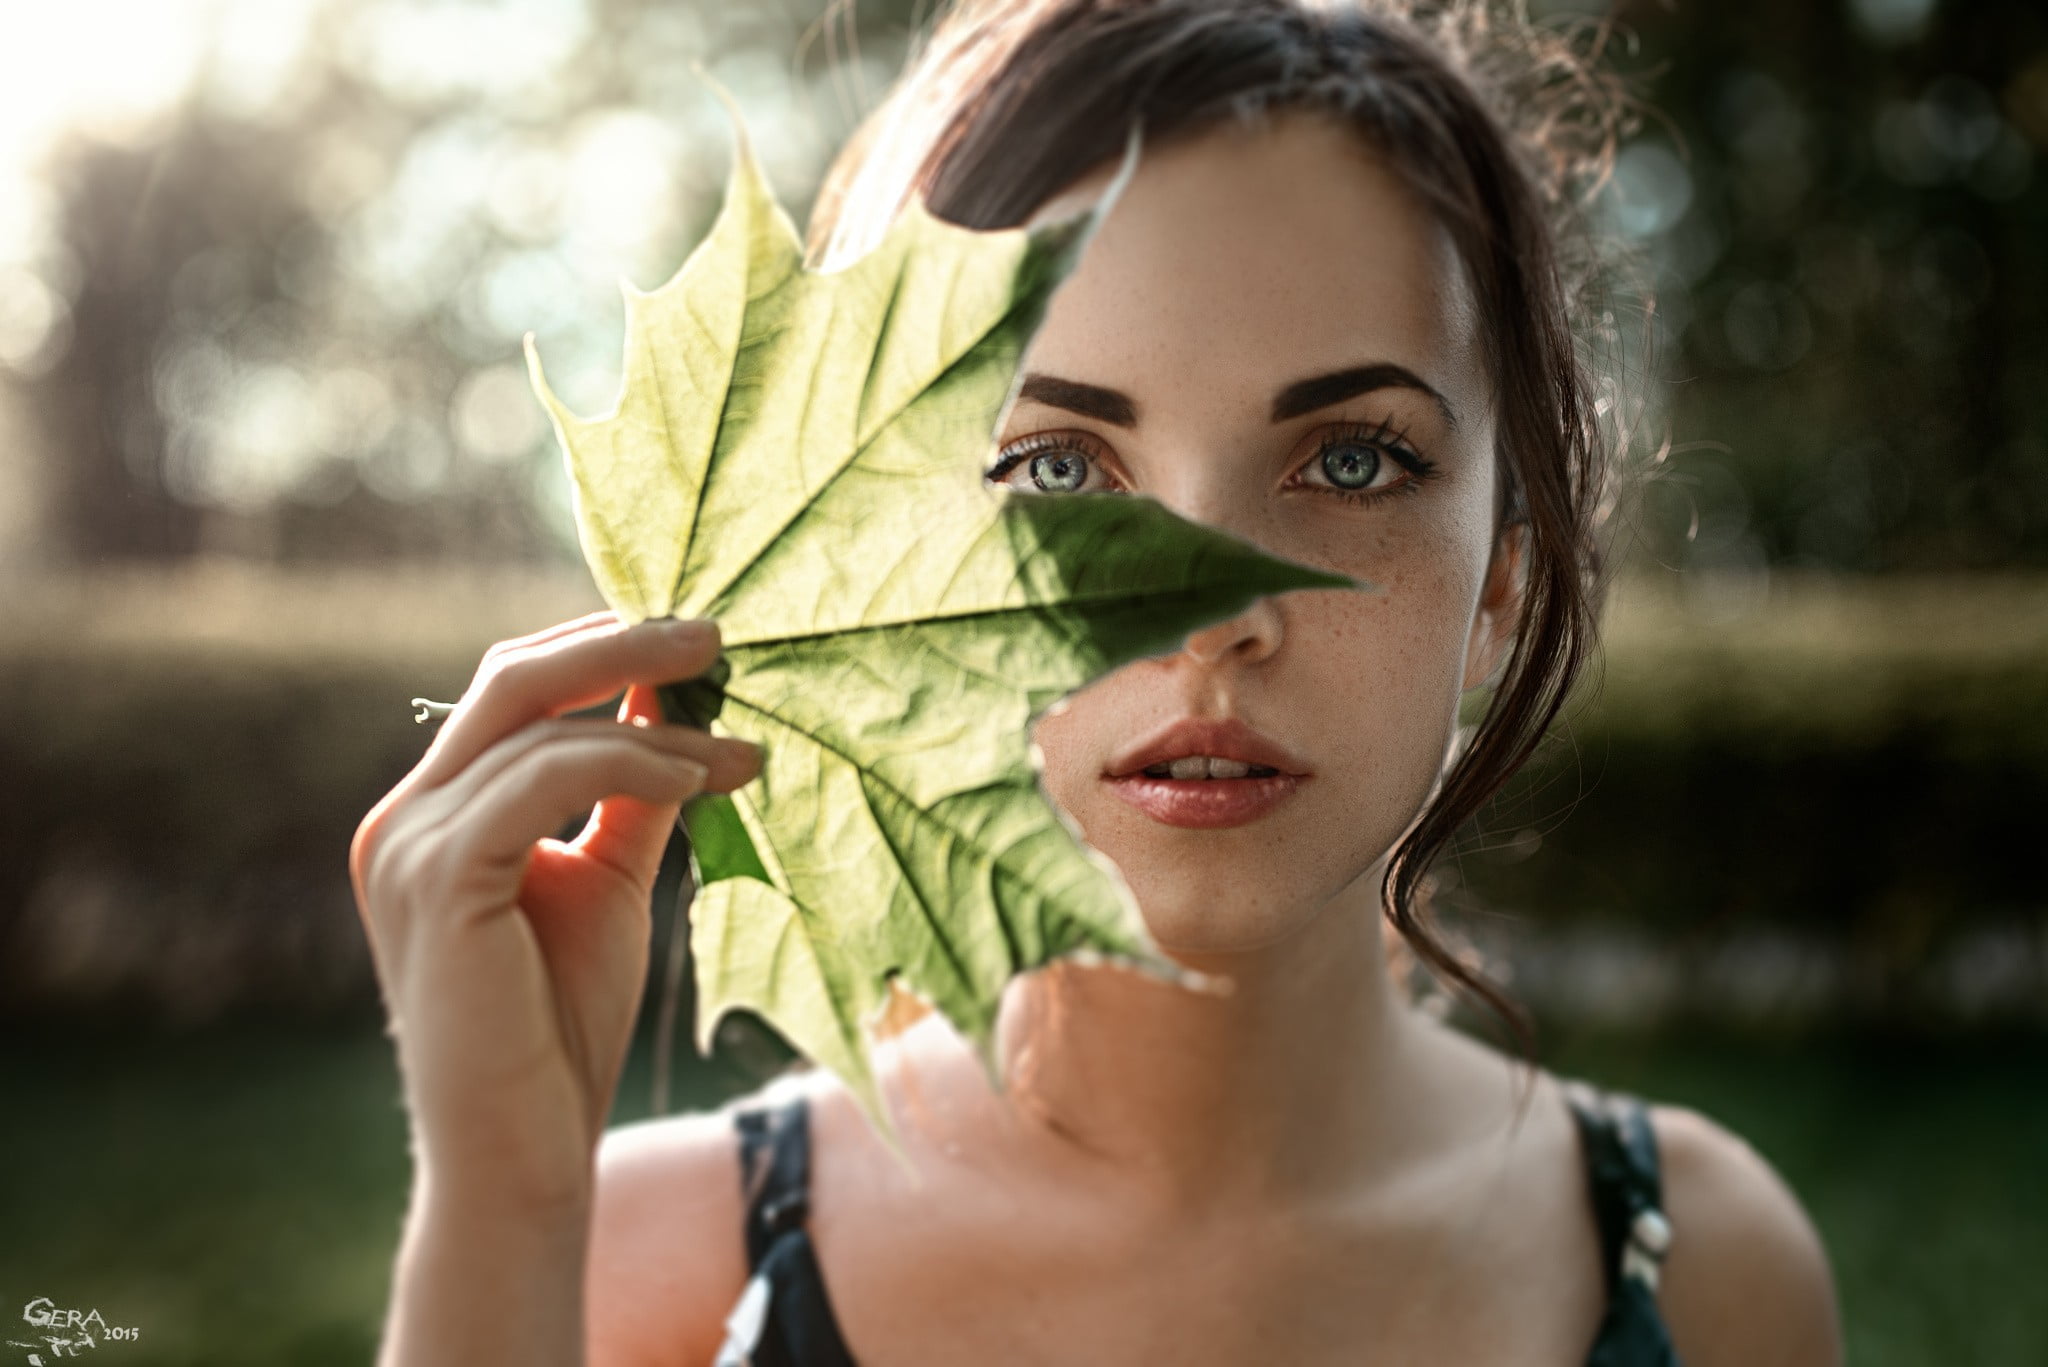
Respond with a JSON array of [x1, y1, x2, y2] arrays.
[[0, 1013, 2039, 1365], [3, 563, 2043, 1359], [1545, 1022, 2048, 1366]]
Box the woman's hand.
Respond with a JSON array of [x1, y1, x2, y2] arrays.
[[350, 611, 763, 1216]]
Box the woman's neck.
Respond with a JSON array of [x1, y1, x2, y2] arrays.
[[987, 876, 1427, 1213]]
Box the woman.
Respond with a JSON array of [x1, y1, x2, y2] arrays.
[[350, 2, 1843, 1363]]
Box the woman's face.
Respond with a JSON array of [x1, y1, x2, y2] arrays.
[[1004, 112, 1520, 957]]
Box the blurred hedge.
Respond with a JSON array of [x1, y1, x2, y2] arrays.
[[1450, 573, 2048, 1028], [0, 563, 603, 1018], [1, 562, 2041, 1022]]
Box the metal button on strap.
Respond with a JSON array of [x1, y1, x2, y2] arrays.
[[1621, 1206, 1673, 1291], [762, 1190, 808, 1233]]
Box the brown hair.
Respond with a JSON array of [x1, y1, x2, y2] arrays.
[[809, 0, 1647, 1049]]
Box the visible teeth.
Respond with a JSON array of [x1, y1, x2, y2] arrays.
[[1145, 756, 1265, 780]]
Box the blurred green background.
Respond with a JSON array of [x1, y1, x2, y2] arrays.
[[0, 0, 2043, 1363]]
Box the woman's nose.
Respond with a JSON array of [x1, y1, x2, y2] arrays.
[[1142, 466, 1287, 665], [1182, 592, 1284, 665]]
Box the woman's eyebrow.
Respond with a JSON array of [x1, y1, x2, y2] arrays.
[[1271, 363, 1459, 430], [1015, 373, 1137, 427], [1015, 362, 1458, 431]]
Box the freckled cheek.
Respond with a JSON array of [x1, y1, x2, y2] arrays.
[[1291, 520, 1485, 675], [1027, 685, 1109, 810], [1300, 520, 1490, 763], [1289, 585, 1468, 773]]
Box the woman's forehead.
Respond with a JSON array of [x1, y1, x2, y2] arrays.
[[1021, 112, 1485, 423]]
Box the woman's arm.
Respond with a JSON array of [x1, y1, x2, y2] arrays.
[[374, 1113, 755, 1367], [378, 1177, 596, 1367], [350, 613, 763, 1367], [1652, 1106, 1844, 1367]]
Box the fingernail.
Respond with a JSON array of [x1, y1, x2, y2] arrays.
[[660, 617, 717, 642]]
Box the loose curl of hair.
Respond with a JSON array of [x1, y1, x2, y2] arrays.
[[802, 0, 1652, 1052]]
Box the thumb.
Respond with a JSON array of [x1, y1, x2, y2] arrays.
[[572, 683, 687, 880]]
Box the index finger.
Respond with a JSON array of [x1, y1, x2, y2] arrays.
[[414, 616, 724, 792]]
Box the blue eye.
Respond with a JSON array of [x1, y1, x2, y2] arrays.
[[986, 432, 1117, 494], [1319, 441, 1382, 490], [1296, 418, 1435, 504], [1027, 450, 1089, 492], [989, 421, 1435, 505]]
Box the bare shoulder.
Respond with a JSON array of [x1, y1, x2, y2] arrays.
[[582, 1025, 987, 1367], [1649, 1103, 1843, 1367], [584, 1094, 764, 1367]]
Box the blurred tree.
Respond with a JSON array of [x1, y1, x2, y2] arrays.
[[4, 0, 2043, 571], [1602, 0, 2048, 572], [36, 138, 209, 561], [9, 0, 925, 566]]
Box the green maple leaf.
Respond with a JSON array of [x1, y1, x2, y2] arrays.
[[526, 93, 1357, 1130]]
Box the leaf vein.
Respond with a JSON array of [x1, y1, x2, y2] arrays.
[[718, 687, 1083, 960], [696, 288, 1056, 610]]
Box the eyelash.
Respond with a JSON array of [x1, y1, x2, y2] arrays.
[[984, 418, 1439, 506]]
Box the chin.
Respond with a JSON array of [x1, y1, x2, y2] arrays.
[[1116, 868, 1315, 958]]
